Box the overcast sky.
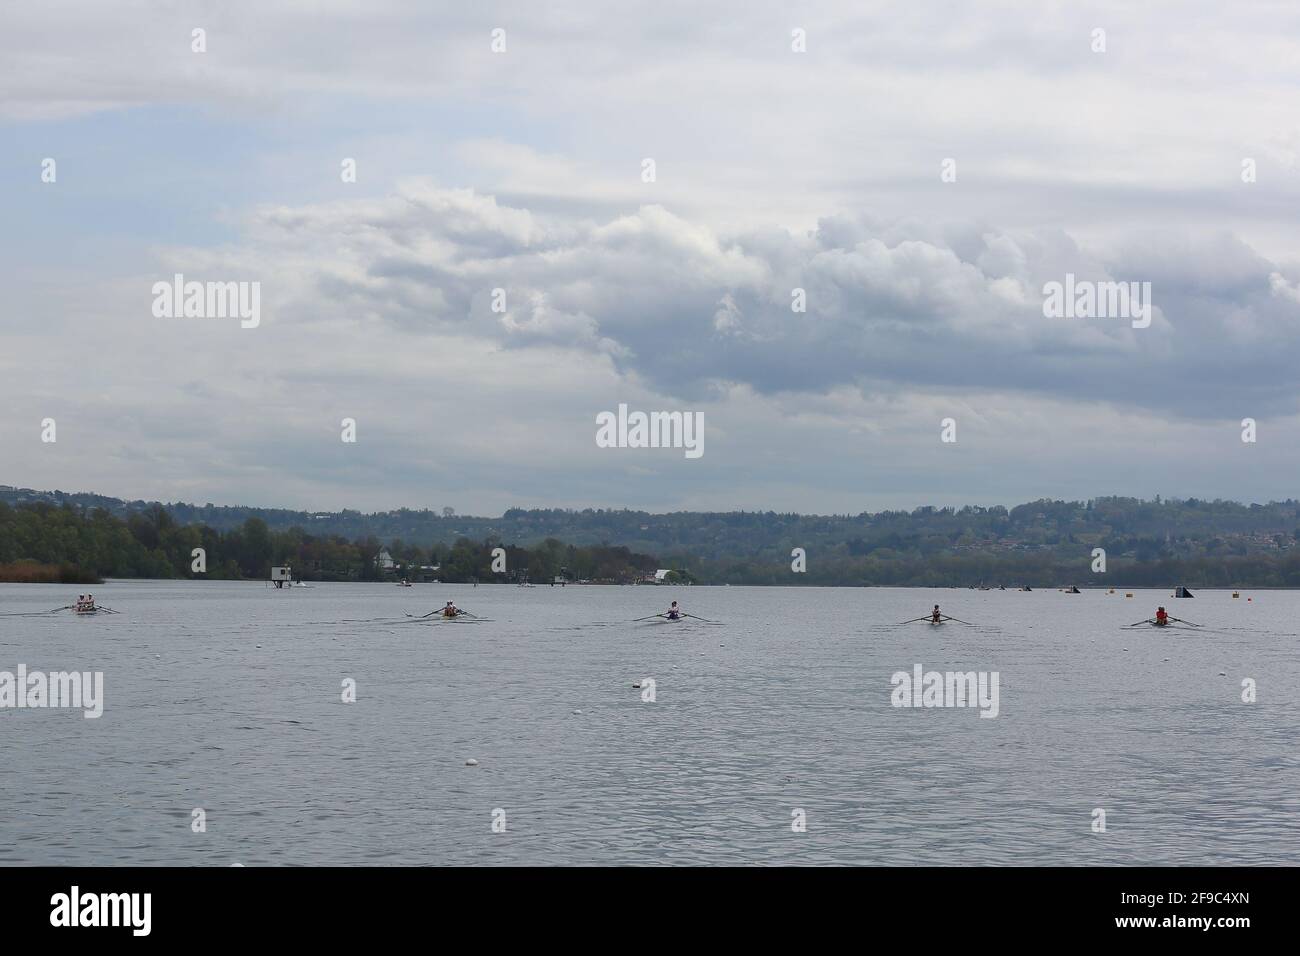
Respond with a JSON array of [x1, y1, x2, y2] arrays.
[[3, 1, 1300, 515]]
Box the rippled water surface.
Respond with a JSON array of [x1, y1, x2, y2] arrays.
[[1, 581, 1297, 865]]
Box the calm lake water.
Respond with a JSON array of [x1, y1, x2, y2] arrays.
[[0, 581, 1296, 865]]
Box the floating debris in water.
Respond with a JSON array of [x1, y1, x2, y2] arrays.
[[465, 758, 479, 767]]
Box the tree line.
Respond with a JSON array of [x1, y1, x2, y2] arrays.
[[0, 502, 660, 584], [8, 488, 1300, 567], [6, 497, 1300, 587]]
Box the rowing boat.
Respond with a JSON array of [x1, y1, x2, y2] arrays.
[[70, 602, 119, 615], [632, 611, 720, 625], [1124, 615, 1200, 629]]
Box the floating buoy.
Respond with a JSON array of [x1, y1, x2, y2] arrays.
[[1219, 671, 1226, 676], [632, 681, 642, 688], [572, 709, 582, 715], [465, 758, 479, 767]]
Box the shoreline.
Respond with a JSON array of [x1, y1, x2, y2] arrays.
[[1, 578, 1286, 591]]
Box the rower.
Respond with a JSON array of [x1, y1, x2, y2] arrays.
[[931, 605, 942, 623], [666, 601, 680, 620], [442, 601, 458, 618], [1155, 606, 1168, 625]]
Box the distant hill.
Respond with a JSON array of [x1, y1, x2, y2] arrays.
[[4, 483, 1300, 586]]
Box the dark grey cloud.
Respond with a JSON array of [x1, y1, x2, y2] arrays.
[[245, 183, 1300, 418]]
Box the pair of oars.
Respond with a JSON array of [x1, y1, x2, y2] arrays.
[[633, 612, 718, 624], [895, 614, 976, 626], [407, 608, 480, 619], [1127, 616, 1200, 627]]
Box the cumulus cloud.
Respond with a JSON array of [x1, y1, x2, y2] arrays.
[[177, 182, 1300, 418]]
